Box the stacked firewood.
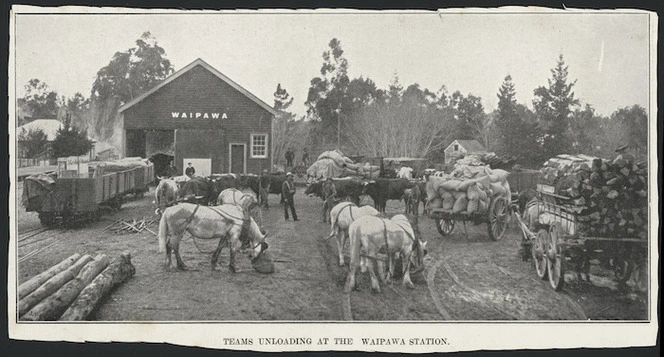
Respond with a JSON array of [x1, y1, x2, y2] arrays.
[[540, 154, 648, 239], [18, 253, 135, 321]]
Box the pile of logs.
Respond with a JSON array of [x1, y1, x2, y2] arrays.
[[104, 216, 157, 235], [18, 252, 135, 321], [540, 154, 648, 239]]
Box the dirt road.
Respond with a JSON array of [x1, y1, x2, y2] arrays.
[[14, 185, 648, 321]]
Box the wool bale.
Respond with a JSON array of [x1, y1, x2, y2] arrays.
[[477, 199, 489, 213], [452, 196, 468, 213], [488, 169, 510, 184], [452, 191, 467, 200], [466, 198, 479, 214], [490, 182, 506, 197], [441, 179, 463, 191], [442, 196, 455, 210]]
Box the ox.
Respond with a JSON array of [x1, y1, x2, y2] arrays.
[[362, 178, 415, 213], [210, 173, 242, 200], [304, 177, 364, 205], [326, 202, 379, 266], [180, 176, 216, 205], [402, 184, 421, 215], [345, 214, 427, 293]]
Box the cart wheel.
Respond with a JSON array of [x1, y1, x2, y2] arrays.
[[611, 257, 633, 284], [435, 218, 455, 236], [38, 212, 57, 227], [547, 222, 565, 291], [488, 196, 509, 241], [533, 229, 549, 280]]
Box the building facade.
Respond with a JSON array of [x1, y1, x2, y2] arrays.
[[118, 58, 277, 176], [444, 139, 488, 163]]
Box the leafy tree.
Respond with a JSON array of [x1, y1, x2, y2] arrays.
[[52, 116, 93, 158], [273, 83, 294, 112], [18, 127, 48, 158], [532, 54, 580, 157], [91, 32, 174, 104], [610, 105, 648, 157], [272, 83, 299, 165], [387, 72, 404, 105], [449, 91, 490, 148], [22, 79, 59, 119]]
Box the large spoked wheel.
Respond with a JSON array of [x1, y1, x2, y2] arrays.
[[611, 256, 633, 284], [546, 222, 565, 291], [533, 229, 549, 279], [435, 218, 455, 236], [487, 197, 509, 241]]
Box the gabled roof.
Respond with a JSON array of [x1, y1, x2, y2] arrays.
[[452, 139, 487, 153], [118, 58, 278, 116], [17, 119, 63, 141]]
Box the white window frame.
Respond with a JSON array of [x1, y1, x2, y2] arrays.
[[250, 133, 268, 159]]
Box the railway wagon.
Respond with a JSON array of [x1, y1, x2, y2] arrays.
[[23, 161, 154, 226]]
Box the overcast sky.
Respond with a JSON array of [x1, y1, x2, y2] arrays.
[[13, 9, 651, 118]]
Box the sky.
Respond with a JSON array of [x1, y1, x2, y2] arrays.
[[13, 9, 652, 118]]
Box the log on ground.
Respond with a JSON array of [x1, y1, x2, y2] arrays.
[[18, 253, 81, 299], [59, 253, 136, 321], [21, 254, 110, 321], [18, 255, 93, 317]]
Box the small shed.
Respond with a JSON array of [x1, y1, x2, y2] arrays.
[[444, 139, 488, 163]]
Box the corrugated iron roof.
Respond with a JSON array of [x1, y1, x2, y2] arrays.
[[454, 139, 487, 152]]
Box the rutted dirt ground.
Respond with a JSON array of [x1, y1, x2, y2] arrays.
[[14, 183, 648, 321]]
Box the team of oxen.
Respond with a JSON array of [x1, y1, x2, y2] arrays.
[[154, 171, 432, 294]]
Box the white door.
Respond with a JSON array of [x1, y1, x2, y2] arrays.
[[183, 158, 211, 177]]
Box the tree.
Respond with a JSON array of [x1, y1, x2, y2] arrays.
[[272, 83, 299, 165], [52, 117, 93, 158], [532, 54, 580, 157], [91, 32, 174, 104], [610, 105, 648, 157], [273, 83, 294, 112], [495, 75, 519, 152], [449, 91, 490, 148], [22, 79, 59, 119], [18, 128, 48, 158]]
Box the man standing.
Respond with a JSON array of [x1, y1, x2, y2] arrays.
[[165, 159, 177, 178], [321, 177, 337, 223], [258, 169, 271, 209], [301, 148, 310, 167], [185, 162, 196, 177], [282, 172, 298, 221], [285, 148, 294, 168]]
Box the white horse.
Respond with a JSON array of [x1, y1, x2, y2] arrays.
[[345, 214, 427, 293], [326, 202, 379, 266], [158, 203, 268, 272], [155, 177, 179, 215], [217, 188, 264, 234]]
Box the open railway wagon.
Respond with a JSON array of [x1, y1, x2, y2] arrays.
[[22, 159, 154, 226], [427, 168, 512, 241], [513, 187, 648, 291]]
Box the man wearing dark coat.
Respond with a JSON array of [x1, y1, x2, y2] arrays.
[[165, 160, 177, 178], [285, 148, 295, 168], [282, 172, 298, 221], [185, 162, 196, 177], [321, 177, 337, 223], [258, 169, 271, 209]]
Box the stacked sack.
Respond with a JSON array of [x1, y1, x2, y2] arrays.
[[306, 149, 381, 180], [426, 168, 511, 214], [539, 154, 648, 239]]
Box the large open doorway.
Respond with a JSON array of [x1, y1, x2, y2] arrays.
[[229, 143, 246, 174]]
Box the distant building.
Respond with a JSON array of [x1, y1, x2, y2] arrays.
[[444, 139, 488, 163]]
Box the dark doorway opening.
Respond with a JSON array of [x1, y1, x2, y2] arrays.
[[126, 130, 146, 158], [150, 152, 175, 177]]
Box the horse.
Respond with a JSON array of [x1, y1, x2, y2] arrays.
[[217, 188, 265, 234], [157, 203, 268, 272], [155, 177, 179, 215], [326, 202, 379, 266], [345, 214, 427, 293]]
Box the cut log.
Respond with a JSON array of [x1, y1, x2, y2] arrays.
[[18, 255, 93, 317], [60, 253, 136, 321], [18, 253, 81, 299], [21, 255, 110, 321]]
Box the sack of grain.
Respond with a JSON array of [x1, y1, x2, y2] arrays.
[[441, 179, 463, 191], [467, 197, 479, 214], [477, 199, 489, 213], [429, 197, 443, 209], [442, 195, 455, 210], [452, 196, 468, 213]]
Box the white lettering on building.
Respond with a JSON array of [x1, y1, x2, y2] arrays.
[[171, 112, 227, 119]]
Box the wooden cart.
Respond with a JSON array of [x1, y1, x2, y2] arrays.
[[429, 195, 511, 241], [513, 189, 647, 291]]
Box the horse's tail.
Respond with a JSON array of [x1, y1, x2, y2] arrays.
[[158, 212, 168, 253], [348, 223, 362, 268]]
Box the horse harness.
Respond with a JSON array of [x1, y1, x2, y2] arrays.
[[180, 204, 257, 249], [338, 202, 357, 221]]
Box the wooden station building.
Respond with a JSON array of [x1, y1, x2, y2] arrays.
[[118, 58, 277, 176]]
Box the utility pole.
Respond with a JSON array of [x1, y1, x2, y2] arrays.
[[337, 114, 341, 149]]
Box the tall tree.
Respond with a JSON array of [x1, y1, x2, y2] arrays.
[[610, 105, 648, 157], [532, 54, 580, 157], [22, 79, 59, 120], [273, 83, 294, 112], [449, 91, 489, 148], [272, 84, 299, 165], [495, 75, 537, 159], [91, 32, 174, 104]]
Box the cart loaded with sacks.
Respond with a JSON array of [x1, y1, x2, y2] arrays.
[[512, 154, 648, 291], [426, 166, 512, 241]]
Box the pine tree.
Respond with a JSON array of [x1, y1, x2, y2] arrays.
[[533, 54, 579, 157], [495, 75, 520, 155]]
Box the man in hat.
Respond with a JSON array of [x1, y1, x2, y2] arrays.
[[282, 172, 298, 221], [321, 177, 337, 223], [185, 162, 196, 177], [258, 169, 271, 209], [165, 159, 177, 178], [285, 148, 295, 168]]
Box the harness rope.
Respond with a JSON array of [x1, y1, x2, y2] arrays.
[[338, 202, 357, 221], [179, 204, 256, 255]]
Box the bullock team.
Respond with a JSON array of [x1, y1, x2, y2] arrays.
[[155, 168, 433, 294]]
